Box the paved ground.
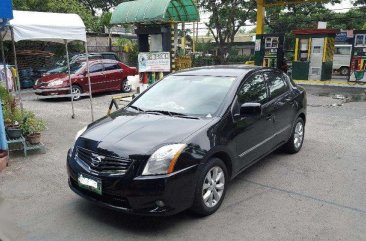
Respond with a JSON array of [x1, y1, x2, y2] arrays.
[[1, 88, 366, 241]]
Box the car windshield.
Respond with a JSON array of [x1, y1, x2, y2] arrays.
[[131, 75, 237, 117], [48, 62, 85, 74]]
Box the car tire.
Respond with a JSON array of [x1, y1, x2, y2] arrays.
[[190, 158, 228, 216], [340, 67, 350, 76], [71, 85, 82, 101], [121, 79, 131, 93], [283, 117, 305, 154]]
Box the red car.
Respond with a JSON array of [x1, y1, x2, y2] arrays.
[[34, 59, 138, 100]]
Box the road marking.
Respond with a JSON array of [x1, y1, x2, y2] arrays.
[[243, 179, 366, 215]]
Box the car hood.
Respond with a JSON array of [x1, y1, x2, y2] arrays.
[[38, 73, 70, 83], [77, 110, 215, 158]]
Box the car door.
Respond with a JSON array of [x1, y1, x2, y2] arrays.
[[233, 72, 275, 169], [103, 63, 123, 91], [264, 71, 296, 145], [87, 63, 106, 93]]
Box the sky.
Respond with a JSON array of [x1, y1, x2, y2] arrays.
[[187, 0, 357, 36]]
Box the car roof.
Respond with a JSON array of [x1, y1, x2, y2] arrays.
[[174, 65, 262, 77]]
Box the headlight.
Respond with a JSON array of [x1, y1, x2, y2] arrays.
[[48, 80, 64, 87], [35, 79, 40, 86], [142, 144, 187, 175]]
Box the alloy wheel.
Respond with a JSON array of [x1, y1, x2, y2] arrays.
[[294, 122, 304, 149], [122, 80, 131, 93], [202, 166, 225, 208], [72, 87, 81, 100]]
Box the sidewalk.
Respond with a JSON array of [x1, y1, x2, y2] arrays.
[[294, 79, 366, 89]]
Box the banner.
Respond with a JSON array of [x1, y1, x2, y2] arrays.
[[138, 52, 171, 72]]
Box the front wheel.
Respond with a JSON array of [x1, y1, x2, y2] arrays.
[[190, 158, 228, 216], [121, 79, 131, 93], [283, 117, 305, 154]]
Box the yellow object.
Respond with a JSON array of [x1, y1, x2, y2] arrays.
[[294, 38, 299, 61], [322, 37, 327, 63], [245, 61, 255, 65], [307, 38, 312, 61], [256, 0, 265, 35]]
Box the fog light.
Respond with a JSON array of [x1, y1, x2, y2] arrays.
[[155, 200, 165, 207]]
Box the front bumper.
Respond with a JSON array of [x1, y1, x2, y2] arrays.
[[33, 86, 69, 96], [67, 156, 199, 216]]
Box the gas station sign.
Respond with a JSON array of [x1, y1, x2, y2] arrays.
[[0, 0, 13, 19]]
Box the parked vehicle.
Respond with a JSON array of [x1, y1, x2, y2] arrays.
[[34, 59, 137, 100], [45, 52, 122, 76], [333, 44, 352, 76], [67, 65, 307, 216]]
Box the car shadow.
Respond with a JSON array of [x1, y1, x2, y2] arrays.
[[73, 199, 199, 233]]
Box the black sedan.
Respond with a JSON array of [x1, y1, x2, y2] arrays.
[[67, 65, 307, 216]]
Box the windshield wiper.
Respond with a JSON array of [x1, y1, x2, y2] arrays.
[[128, 105, 145, 113], [145, 110, 199, 119]]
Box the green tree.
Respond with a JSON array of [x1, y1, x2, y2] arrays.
[[199, 0, 257, 64], [12, 0, 99, 31]]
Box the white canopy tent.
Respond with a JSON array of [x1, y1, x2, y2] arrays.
[[0, 10, 94, 120]]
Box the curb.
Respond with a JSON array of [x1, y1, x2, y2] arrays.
[[294, 80, 366, 89]]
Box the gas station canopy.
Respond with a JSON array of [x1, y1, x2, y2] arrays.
[[111, 0, 200, 24]]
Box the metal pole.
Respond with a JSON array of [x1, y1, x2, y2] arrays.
[[11, 27, 23, 112], [64, 40, 75, 119], [1, 32, 9, 91], [85, 42, 94, 121]]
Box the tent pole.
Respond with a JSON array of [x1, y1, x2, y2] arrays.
[[11, 27, 23, 112], [64, 40, 75, 119], [85, 42, 94, 121], [1, 32, 9, 91]]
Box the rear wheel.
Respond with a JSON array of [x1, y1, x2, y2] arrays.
[[71, 85, 82, 101], [340, 67, 350, 76], [283, 117, 305, 154], [191, 158, 227, 216], [121, 79, 131, 93]]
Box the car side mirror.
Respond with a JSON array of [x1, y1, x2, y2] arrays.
[[239, 102, 262, 118]]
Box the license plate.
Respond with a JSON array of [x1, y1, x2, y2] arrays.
[[78, 173, 102, 195]]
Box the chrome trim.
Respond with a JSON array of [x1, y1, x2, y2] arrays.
[[239, 124, 291, 157]]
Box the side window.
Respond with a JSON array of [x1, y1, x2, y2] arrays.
[[238, 73, 268, 104], [104, 63, 121, 71], [103, 54, 118, 61], [265, 72, 289, 99], [89, 64, 104, 73]]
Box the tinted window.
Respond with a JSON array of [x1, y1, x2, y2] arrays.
[[238, 73, 268, 104], [265, 72, 288, 99], [89, 64, 104, 73], [104, 63, 121, 71], [131, 75, 237, 117]]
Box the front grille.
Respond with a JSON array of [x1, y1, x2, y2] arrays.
[[76, 147, 133, 174]]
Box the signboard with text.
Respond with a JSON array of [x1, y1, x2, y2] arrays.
[[138, 52, 171, 72]]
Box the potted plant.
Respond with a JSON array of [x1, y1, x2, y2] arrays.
[[21, 111, 47, 145], [2, 95, 23, 139]]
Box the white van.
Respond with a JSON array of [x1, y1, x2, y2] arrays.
[[333, 44, 352, 76]]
